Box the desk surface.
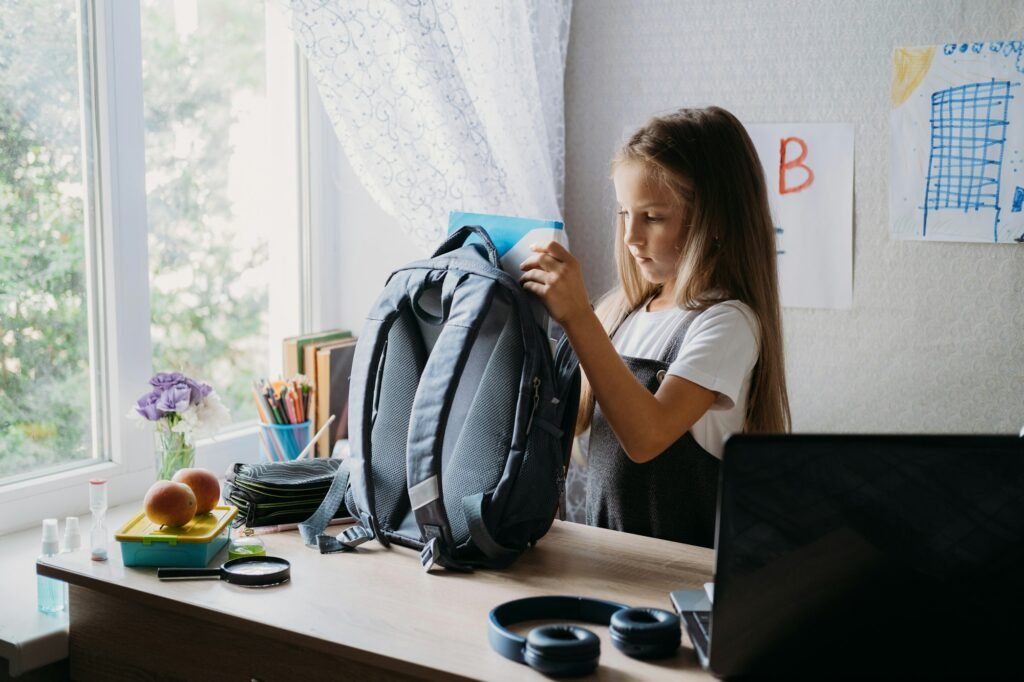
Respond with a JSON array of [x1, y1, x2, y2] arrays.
[[39, 519, 714, 680]]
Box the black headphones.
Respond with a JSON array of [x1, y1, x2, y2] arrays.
[[488, 595, 681, 676]]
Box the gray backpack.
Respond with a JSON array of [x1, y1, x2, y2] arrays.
[[300, 226, 580, 571]]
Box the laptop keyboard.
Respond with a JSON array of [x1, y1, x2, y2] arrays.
[[682, 609, 712, 660], [694, 610, 711, 639]]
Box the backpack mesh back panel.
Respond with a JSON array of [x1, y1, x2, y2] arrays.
[[367, 304, 425, 533], [443, 304, 523, 545]]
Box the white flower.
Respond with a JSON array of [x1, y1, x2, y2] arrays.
[[127, 408, 150, 427], [170, 390, 232, 444]]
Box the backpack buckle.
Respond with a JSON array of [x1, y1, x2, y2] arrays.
[[420, 526, 473, 573], [341, 525, 374, 547], [315, 534, 355, 554], [315, 524, 376, 555], [361, 512, 388, 547], [420, 536, 440, 572]]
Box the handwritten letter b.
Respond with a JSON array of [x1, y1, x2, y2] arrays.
[[779, 137, 815, 195]]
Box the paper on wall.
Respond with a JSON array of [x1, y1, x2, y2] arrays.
[[890, 41, 1024, 244], [747, 123, 855, 310]]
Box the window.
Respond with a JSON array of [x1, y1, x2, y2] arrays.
[[140, 0, 277, 422], [0, 1, 95, 482], [0, 0, 312, 534]]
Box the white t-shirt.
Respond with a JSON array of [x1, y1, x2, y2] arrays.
[[584, 300, 760, 459]]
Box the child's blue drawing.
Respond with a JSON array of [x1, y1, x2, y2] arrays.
[[890, 41, 1024, 243], [922, 80, 1012, 241]]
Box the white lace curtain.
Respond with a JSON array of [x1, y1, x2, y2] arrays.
[[279, 0, 573, 252]]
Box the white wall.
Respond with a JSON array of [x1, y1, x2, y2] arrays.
[[564, 0, 1024, 434]]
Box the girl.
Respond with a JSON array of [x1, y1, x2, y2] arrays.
[[520, 106, 790, 547]]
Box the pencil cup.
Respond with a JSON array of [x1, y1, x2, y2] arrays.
[[259, 421, 312, 461]]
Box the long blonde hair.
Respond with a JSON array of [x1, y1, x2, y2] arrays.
[[577, 106, 791, 436]]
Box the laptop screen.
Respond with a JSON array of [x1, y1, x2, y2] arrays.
[[710, 434, 1024, 679]]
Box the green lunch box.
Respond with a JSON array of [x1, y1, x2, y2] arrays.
[[115, 505, 238, 567]]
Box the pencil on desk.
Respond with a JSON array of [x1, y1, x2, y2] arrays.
[[297, 415, 335, 460], [247, 517, 350, 535]]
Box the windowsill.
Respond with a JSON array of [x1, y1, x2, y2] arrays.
[[0, 426, 260, 537], [0, 498, 168, 676]]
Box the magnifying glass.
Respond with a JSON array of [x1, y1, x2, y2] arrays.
[[157, 556, 291, 587]]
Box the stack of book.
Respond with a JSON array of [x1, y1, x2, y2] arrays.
[[280, 329, 359, 458]]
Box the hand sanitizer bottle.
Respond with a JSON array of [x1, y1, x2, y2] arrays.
[[89, 479, 108, 562], [37, 518, 66, 614]]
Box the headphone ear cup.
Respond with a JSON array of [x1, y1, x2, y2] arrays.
[[609, 607, 681, 659], [524, 625, 601, 677]]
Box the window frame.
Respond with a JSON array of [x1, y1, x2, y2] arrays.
[[0, 0, 321, 535]]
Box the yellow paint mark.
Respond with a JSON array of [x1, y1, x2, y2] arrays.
[[892, 47, 935, 107]]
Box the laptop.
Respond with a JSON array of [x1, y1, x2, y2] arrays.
[[671, 433, 1024, 679]]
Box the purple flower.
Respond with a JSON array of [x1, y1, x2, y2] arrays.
[[135, 391, 166, 421], [150, 372, 186, 391], [184, 377, 213, 404], [156, 382, 192, 414]]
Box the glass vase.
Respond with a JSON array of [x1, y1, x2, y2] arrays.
[[155, 428, 195, 480]]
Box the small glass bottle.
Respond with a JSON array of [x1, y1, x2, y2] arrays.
[[228, 527, 266, 560], [37, 518, 66, 614], [89, 478, 109, 562]]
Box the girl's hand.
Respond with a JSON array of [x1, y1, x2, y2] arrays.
[[519, 240, 591, 328]]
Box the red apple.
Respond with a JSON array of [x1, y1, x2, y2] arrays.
[[144, 481, 197, 527], [171, 467, 221, 514]]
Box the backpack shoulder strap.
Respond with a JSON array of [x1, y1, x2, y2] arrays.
[[298, 464, 374, 552], [345, 311, 391, 544], [408, 270, 497, 571], [297, 310, 390, 550], [462, 492, 519, 568], [301, 265, 429, 549]]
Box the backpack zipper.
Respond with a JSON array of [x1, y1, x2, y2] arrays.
[[526, 377, 541, 434]]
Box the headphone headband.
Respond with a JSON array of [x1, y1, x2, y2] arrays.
[[489, 595, 682, 675], [488, 596, 629, 663]]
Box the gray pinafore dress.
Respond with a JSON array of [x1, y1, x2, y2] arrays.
[[584, 313, 721, 548]]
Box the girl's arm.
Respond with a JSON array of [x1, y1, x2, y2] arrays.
[[520, 241, 715, 464]]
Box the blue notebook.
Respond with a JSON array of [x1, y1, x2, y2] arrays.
[[447, 211, 568, 330]]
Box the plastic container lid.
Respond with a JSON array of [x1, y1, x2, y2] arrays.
[[115, 505, 238, 545], [89, 478, 108, 513], [63, 516, 81, 552], [41, 518, 60, 556]]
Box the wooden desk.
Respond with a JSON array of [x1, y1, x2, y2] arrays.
[[37, 520, 714, 681]]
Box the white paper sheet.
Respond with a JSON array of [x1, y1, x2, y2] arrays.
[[747, 123, 855, 310], [890, 41, 1024, 244]]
